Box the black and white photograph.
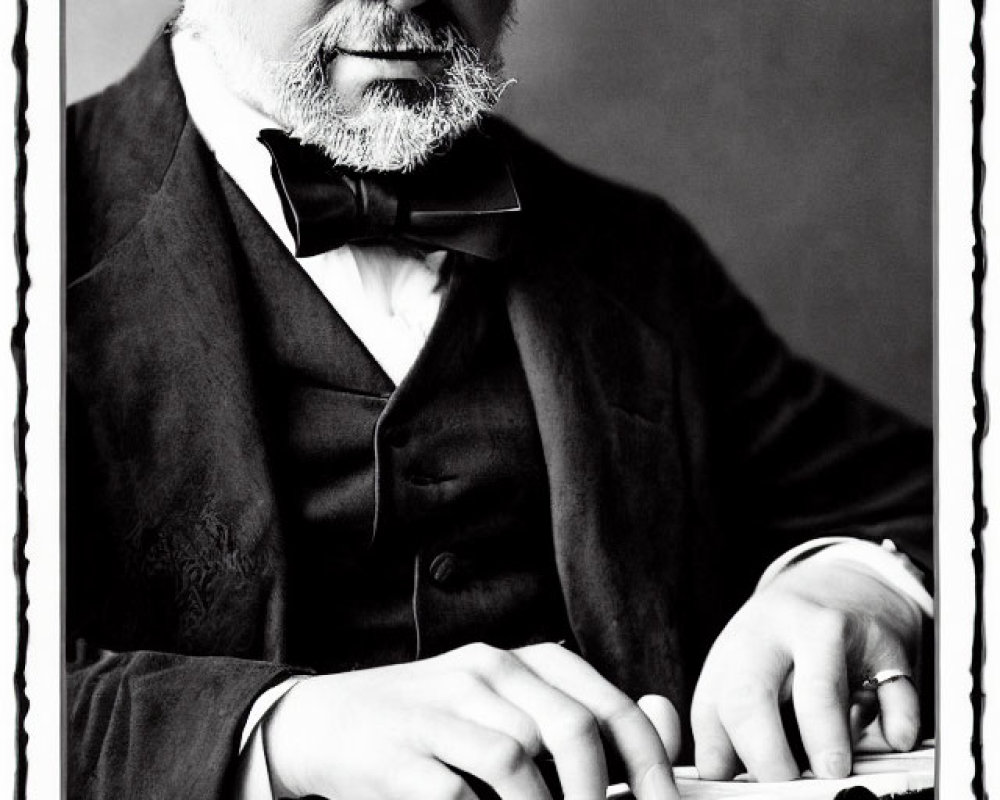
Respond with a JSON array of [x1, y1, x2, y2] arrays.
[[2, 0, 997, 798]]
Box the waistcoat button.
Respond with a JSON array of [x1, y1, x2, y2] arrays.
[[428, 552, 461, 586]]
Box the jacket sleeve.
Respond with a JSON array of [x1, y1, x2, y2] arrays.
[[648, 207, 935, 721], [661, 207, 933, 597], [67, 646, 297, 800], [64, 383, 302, 800]]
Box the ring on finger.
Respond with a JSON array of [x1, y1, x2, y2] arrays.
[[861, 669, 913, 691]]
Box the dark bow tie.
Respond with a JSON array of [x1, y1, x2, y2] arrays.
[[258, 129, 522, 261]]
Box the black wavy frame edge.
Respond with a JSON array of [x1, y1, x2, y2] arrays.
[[12, 0, 30, 795], [969, 0, 987, 798]]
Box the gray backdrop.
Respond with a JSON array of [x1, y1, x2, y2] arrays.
[[67, 0, 933, 424]]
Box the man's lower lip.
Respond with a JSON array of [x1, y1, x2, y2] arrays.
[[336, 48, 445, 61]]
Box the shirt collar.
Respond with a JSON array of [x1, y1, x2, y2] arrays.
[[171, 29, 298, 254]]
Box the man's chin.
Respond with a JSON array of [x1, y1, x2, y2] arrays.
[[270, 48, 506, 173], [288, 100, 479, 174], [359, 78, 438, 109]]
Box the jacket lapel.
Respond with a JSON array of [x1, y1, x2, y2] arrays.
[[68, 44, 289, 659], [507, 245, 690, 706]]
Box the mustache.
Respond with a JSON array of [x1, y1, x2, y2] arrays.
[[296, 1, 469, 61]]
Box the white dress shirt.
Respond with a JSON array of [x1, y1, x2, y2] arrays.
[[170, 29, 933, 800]]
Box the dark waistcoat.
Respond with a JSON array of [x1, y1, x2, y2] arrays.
[[219, 172, 573, 673]]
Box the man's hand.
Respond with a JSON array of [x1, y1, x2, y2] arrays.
[[691, 558, 922, 782], [263, 642, 682, 800]]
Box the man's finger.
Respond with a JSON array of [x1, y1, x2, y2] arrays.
[[791, 632, 852, 779], [420, 713, 554, 800], [862, 634, 921, 752], [716, 675, 799, 782], [449, 675, 544, 758], [690, 696, 741, 781], [638, 695, 683, 763], [473, 647, 609, 800], [513, 644, 679, 800], [875, 676, 921, 751], [848, 690, 880, 747]]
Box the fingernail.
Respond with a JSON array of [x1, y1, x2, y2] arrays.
[[821, 752, 851, 778], [640, 763, 677, 800]]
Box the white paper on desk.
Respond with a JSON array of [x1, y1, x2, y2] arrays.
[[605, 745, 934, 800]]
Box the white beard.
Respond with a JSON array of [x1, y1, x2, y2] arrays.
[[176, 1, 511, 173]]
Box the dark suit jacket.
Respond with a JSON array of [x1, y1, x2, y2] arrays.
[[66, 37, 933, 800]]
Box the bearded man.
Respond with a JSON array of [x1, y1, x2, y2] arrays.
[[66, 1, 934, 799]]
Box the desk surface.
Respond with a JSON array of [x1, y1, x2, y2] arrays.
[[607, 744, 935, 800]]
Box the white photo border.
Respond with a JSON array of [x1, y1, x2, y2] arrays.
[[5, 0, 995, 797]]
